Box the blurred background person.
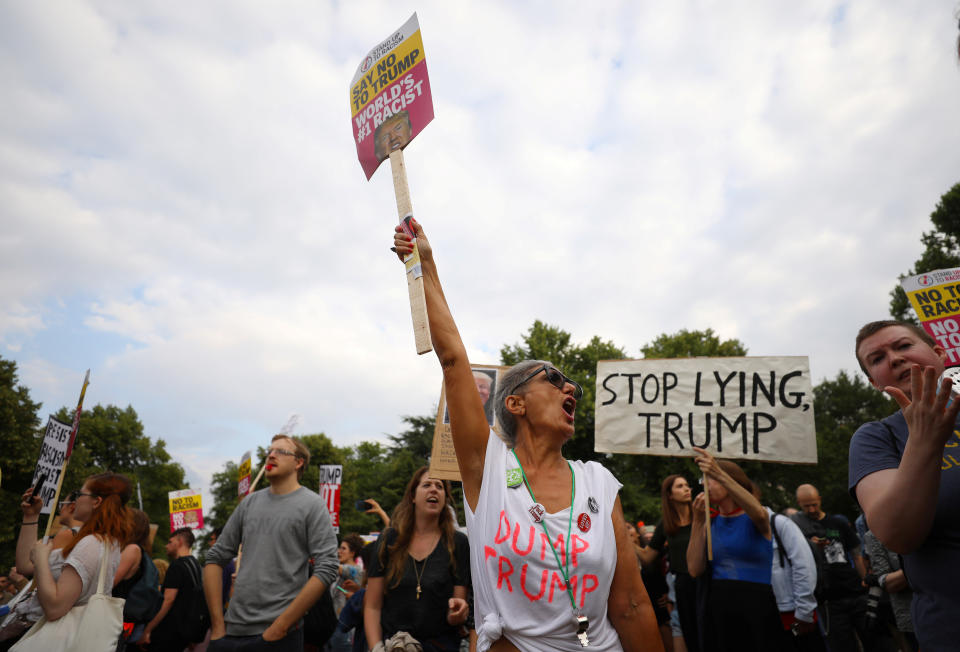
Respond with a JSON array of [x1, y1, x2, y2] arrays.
[[641, 475, 698, 652]]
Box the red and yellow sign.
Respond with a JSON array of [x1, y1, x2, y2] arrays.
[[350, 13, 434, 180]]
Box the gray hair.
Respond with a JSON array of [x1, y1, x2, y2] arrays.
[[494, 359, 552, 447]]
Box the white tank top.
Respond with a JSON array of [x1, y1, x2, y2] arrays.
[[465, 431, 624, 652]]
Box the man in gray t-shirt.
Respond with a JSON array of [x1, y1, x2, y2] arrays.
[[205, 434, 338, 650]]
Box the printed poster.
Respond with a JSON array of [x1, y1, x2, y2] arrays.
[[350, 13, 434, 180], [168, 489, 204, 532], [901, 267, 960, 365], [430, 364, 508, 481], [319, 464, 343, 534], [595, 357, 817, 464], [32, 417, 72, 515], [238, 451, 252, 497]]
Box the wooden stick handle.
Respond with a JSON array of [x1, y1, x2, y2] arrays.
[[389, 149, 432, 355], [703, 474, 713, 561]]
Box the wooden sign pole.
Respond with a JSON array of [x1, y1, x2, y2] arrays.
[[389, 149, 432, 355], [703, 474, 713, 561]]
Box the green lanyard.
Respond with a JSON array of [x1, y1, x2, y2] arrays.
[[510, 449, 578, 614]]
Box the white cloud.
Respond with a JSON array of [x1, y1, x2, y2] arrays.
[[2, 1, 960, 502]]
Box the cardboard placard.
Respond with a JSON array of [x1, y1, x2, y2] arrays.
[[430, 365, 509, 480], [32, 417, 72, 515], [902, 267, 960, 365], [595, 357, 817, 464]]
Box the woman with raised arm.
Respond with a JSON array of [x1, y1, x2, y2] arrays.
[[393, 221, 661, 652], [686, 448, 782, 652], [363, 466, 469, 652]]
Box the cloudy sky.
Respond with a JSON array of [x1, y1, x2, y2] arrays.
[[3, 1, 959, 498]]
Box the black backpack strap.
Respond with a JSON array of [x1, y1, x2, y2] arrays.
[[770, 512, 790, 568], [184, 556, 202, 588]]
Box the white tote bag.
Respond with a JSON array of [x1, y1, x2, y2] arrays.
[[12, 541, 125, 652]]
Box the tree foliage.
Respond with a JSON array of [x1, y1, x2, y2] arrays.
[[0, 356, 43, 570], [0, 356, 186, 568], [890, 181, 960, 320]]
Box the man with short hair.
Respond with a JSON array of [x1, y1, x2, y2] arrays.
[[204, 434, 338, 651], [143, 526, 203, 650], [791, 484, 866, 652], [849, 319, 960, 651]]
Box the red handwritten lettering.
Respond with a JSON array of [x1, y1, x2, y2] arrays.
[[512, 524, 536, 556], [540, 532, 564, 562], [571, 534, 589, 567], [495, 511, 510, 544], [497, 556, 514, 592], [520, 564, 548, 601], [548, 571, 566, 603], [579, 574, 599, 607], [484, 545, 497, 563]]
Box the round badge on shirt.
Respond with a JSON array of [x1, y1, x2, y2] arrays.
[[587, 496, 599, 513], [577, 513, 591, 532]]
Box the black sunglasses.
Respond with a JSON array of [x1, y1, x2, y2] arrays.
[[508, 365, 583, 400]]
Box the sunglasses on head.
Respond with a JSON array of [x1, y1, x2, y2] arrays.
[[509, 365, 583, 400]]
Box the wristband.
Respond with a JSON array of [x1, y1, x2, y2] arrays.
[[21, 521, 39, 525]]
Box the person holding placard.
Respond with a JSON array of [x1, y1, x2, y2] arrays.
[[393, 221, 661, 652], [686, 449, 783, 652], [849, 319, 960, 652], [10, 473, 132, 651]]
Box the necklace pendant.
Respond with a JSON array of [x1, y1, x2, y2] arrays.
[[416, 583, 421, 600], [575, 614, 589, 647]]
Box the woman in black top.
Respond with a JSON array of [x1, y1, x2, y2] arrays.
[[364, 467, 469, 652], [641, 474, 698, 652]]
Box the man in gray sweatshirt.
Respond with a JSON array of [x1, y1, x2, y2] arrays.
[[204, 434, 339, 651]]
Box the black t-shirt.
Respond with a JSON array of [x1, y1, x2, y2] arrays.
[[649, 522, 692, 575], [368, 528, 470, 649], [792, 513, 864, 599], [154, 555, 199, 641]]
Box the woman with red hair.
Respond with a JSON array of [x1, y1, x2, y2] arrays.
[[11, 473, 132, 648]]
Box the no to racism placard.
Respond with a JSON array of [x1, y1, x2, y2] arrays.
[[350, 13, 434, 180], [238, 451, 252, 497], [595, 357, 817, 464], [319, 464, 342, 533], [902, 267, 960, 364], [168, 489, 204, 532], [32, 417, 73, 515]]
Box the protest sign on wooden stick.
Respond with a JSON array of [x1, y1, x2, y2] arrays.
[[351, 13, 435, 354], [38, 369, 90, 540]]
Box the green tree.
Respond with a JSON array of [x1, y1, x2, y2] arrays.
[[641, 328, 748, 359], [0, 356, 43, 570], [51, 404, 187, 556], [890, 181, 960, 320]]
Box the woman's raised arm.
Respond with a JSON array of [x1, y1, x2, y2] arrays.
[[394, 220, 489, 510]]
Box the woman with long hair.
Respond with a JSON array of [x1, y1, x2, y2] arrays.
[[10, 473, 132, 650], [640, 475, 698, 652], [393, 221, 661, 652], [363, 467, 469, 652], [686, 449, 782, 652], [112, 509, 154, 648]]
